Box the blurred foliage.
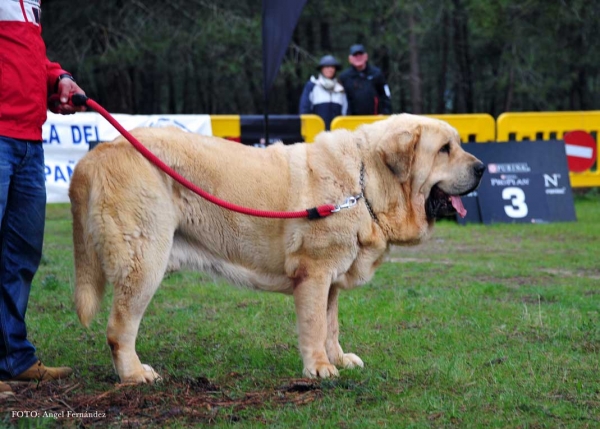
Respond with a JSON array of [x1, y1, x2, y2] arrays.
[[41, 0, 600, 116]]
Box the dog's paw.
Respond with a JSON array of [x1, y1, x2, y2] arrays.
[[121, 364, 162, 384], [303, 362, 339, 379], [141, 364, 162, 382], [339, 353, 364, 369]]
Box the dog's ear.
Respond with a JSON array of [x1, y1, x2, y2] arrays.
[[377, 125, 420, 183]]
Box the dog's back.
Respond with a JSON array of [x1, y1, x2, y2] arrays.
[[69, 127, 304, 327]]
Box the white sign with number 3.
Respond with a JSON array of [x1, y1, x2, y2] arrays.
[[502, 187, 528, 218]]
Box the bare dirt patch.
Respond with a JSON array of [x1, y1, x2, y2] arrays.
[[1, 377, 322, 427], [539, 268, 600, 281]]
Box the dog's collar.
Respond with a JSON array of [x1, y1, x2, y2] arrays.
[[359, 162, 378, 222], [332, 163, 377, 221]]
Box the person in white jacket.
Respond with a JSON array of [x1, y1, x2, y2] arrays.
[[299, 55, 348, 130]]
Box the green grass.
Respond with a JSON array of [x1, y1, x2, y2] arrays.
[[2, 192, 600, 428]]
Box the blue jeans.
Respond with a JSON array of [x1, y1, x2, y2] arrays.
[[0, 136, 45, 379]]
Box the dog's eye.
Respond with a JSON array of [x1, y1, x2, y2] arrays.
[[439, 143, 451, 154]]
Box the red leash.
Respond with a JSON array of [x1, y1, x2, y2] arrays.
[[67, 94, 338, 219]]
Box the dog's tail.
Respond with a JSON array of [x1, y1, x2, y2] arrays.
[[69, 162, 106, 328]]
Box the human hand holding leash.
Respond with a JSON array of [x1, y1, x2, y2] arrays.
[[48, 75, 86, 114]]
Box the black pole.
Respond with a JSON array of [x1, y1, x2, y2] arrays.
[[264, 94, 269, 146]]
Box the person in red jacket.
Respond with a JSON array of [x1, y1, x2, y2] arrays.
[[0, 0, 86, 396]]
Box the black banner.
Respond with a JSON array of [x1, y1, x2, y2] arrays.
[[262, 0, 307, 98], [459, 141, 576, 224]]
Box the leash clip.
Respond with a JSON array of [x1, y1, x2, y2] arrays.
[[332, 194, 361, 213]]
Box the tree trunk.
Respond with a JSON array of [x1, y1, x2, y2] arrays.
[[408, 12, 422, 114], [504, 67, 515, 113], [305, 21, 315, 53], [182, 56, 192, 113], [320, 21, 332, 52], [436, 7, 450, 113], [243, 56, 261, 114], [504, 43, 516, 112], [168, 70, 177, 114], [452, 0, 473, 113]]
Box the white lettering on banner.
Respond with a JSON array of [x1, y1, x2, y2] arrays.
[[491, 177, 530, 187], [42, 112, 212, 203], [543, 173, 566, 195], [502, 187, 528, 218], [487, 163, 531, 174], [543, 173, 560, 187]]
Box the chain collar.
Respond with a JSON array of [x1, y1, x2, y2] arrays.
[[359, 162, 379, 222], [331, 162, 378, 222]]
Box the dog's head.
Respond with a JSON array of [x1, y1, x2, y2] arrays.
[[365, 114, 485, 232]]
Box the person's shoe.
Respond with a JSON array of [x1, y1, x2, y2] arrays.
[[0, 381, 14, 398], [10, 361, 73, 382]]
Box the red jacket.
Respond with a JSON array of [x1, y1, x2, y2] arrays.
[[0, 0, 69, 141]]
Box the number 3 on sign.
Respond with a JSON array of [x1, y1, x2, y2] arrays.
[[502, 187, 528, 218]]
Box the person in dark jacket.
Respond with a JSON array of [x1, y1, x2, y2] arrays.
[[299, 55, 348, 130], [339, 44, 392, 115]]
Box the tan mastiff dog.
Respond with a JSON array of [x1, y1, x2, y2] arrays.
[[69, 114, 485, 383]]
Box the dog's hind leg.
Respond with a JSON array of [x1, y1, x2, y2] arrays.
[[70, 168, 106, 327], [105, 221, 174, 384]]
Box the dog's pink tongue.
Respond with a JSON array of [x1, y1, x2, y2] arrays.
[[451, 196, 467, 218]]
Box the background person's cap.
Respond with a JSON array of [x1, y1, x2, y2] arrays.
[[349, 44, 366, 55], [316, 55, 341, 70]]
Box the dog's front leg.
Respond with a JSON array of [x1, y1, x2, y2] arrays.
[[293, 272, 338, 378], [325, 286, 364, 370]]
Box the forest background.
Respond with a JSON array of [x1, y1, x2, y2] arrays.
[[42, 0, 600, 118]]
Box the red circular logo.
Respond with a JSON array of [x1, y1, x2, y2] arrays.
[[563, 130, 597, 173]]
